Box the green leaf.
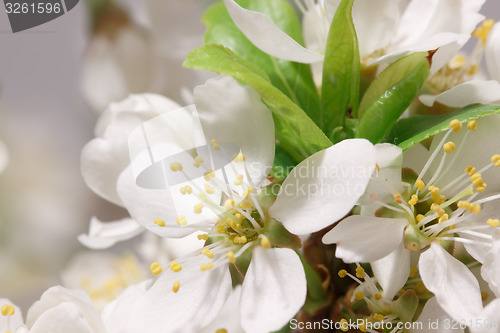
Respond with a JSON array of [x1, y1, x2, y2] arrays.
[[184, 44, 332, 162], [386, 104, 500, 150], [356, 52, 431, 143], [321, 0, 360, 137], [203, 1, 321, 126], [271, 145, 297, 180], [296, 251, 329, 315]]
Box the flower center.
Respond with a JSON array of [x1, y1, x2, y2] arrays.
[[425, 19, 495, 94], [377, 119, 500, 251]]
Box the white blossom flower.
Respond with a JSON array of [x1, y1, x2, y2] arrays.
[[420, 20, 500, 108], [323, 115, 500, 301], [80, 94, 183, 248], [82, 0, 213, 112], [223, 0, 485, 81], [99, 75, 376, 332]]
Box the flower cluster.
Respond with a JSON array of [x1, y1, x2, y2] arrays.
[[3, 0, 500, 332]]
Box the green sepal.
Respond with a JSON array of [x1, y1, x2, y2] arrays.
[[356, 52, 431, 143], [203, 0, 321, 126], [184, 44, 332, 162], [385, 104, 500, 151], [263, 219, 302, 250], [321, 0, 360, 136], [393, 289, 419, 323]]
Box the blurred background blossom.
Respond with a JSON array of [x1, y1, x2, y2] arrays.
[[0, 0, 498, 314]]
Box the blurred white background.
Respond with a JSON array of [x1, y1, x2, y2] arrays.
[[0, 0, 499, 310]]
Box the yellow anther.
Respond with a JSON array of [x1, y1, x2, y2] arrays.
[[216, 223, 226, 234], [439, 214, 449, 223], [169, 262, 182, 272], [234, 236, 248, 244], [393, 193, 403, 203], [227, 251, 236, 264], [355, 266, 366, 279], [482, 292, 489, 302], [172, 281, 180, 293], [408, 194, 419, 206], [243, 186, 254, 198], [204, 169, 215, 181], [176, 215, 188, 226], [200, 263, 214, 271], [374, 313, 385, 321], [473, 204, 482, 215], [443, 141, 456, 154], [338, 269, 348, 278], [449, 119, 462, 133], [150, 262, 162, 275], [216, 329, 228, 333], [204, 182, 215, 194], [354, 291, 365, 300], [239, 201, 253, 210], [193, 156, 203, 168], [448, 54, 465, 70], [416, 179, 425, 191], [235, 213, 244, 220], [416, 214, 425, 222], [211, 139, 221, 151], [428, 185, 437, 192], [374, 293, 382, 300], [340, 319, 349, 332], [234, 174, 244, 186], [179, 185, 193, 195], [409, 266, 418, 278], [154, 218, 165, 227], [472, 19, 495, 45], [467, 120, 478, 131], [224, 199, 234, 210], [359, 322, 368, 332], [201, 248, 215, 259], [1, 305, 9, 316], [197, 234, 209, 241], [476, 186, 486, 193], [193, 203, 204, 215], [233, 152, 246, 162], [169, 162, 183, 172], [487, 219, 500, 228], [260, 235, 271, 249], [491, 154, 500, 167], [465, 165, 477, 176]]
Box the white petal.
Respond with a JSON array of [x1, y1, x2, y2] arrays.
[[481, 230, 500, 298], [0, 140, 8, 174], [371, 243, 410, 300], [0, 299, 24, 333], [223, 0, 323, 63], [240, 248, 306, 333], [116, 167, 198, 238], [29, 302, 100, 333], [322, 216, 407, 263], [392, 0, 484, 51], [486, 23, 500, 82], [194, 75, 275, 185], [78, 217, 144, 249], [200, 286, 245, 333], [270, 139, 376, 235], [81, 94, 181, 205], [360, 143, 403, 215], [419, 242, 483, 322], [412, 297, 464, 333], [419, 80, 500, 107], [353, 0, 400, 58], [102, 256, 232, 332], [26, 286, 105, 332], [471, 299, 500, 333]]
